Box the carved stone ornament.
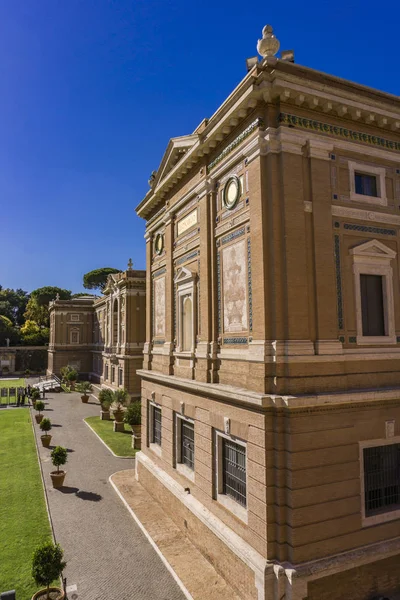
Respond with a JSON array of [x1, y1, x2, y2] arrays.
[[154, 233, 164, 255], [224, 417, 230, 435], [148, 171, 157, 188], [257, 24, 280, 58], [223, 176, 241, 210]]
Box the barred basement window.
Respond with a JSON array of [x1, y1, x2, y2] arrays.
[[111, 366, 115, 383], [222, 438, 247, 507], [118, 368, 123, 386], [152, 406, 162, 446], [105, 364, 109, 380], [364, 443, 400, 516]]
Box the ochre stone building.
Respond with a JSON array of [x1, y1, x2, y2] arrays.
[[48, 266, 145, 397], [135, 26, 400, 600]]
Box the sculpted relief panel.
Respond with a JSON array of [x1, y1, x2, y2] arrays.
[[222, 240, 248, 333], [154, 277, 166, 337]]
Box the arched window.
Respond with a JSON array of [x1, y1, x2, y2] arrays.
[[182, 296, 193, 351]]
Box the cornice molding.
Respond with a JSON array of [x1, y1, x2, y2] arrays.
[[332, 205, 400, 226]]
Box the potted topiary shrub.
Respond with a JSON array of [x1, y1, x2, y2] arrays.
[[124, 401, 141, 434], [50, 446, 68, 488], [112, 388, 128, 423], [98, 388, 113, 420], [31, 541, 66, 600], [35, 400, 45, 424], [76, 381, 93, 403], [31, 388, 41, 409], [66, 369, 78, 390], [124, 401, 142, 449], [39, 418, 52, 448]]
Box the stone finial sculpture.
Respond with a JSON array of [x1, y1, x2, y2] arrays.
[[257, 24, 280, 58], [55, 293, 60, 300], [127, 258, 133, 271], [148, 171, 157, 188]]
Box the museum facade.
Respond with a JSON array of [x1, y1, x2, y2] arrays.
[[47, 266, 146, 397], [135, 25, 400, 600]]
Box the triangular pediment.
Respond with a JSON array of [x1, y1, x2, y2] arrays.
[[153, 134, 198, 188], [350, 239, 396, 259], [174, 266, 196, 284]]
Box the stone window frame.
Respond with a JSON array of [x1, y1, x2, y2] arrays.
[[215, 429, 248, 524], [360, 435, 400, 528], [70, 328, 80, 344], [70, 314, 80, 322], [350, 239, 396, 345], [175, 412, 195, 482], [174, 267, 197, 355], [348, 160, 387, 207], [148, 400, 162, 457]]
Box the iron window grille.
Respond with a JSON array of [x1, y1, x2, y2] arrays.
[[180, 420, 194, 470], [222, 438, 247, 507], [118, 369, 123, 386], [152, 406, 162, 446], [364, 443, 400, 516]]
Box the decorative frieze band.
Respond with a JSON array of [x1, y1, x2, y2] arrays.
[[152, 267, 167, 278], [175, 250, 199, 266], [223, 337, 248, 345], [343, 223, 396, 236], [220, 226, 246, 246], [208, 118, 264, 172], [279, 113, 400, 153]]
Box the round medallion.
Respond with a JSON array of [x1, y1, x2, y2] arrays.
[[223, 176, 241, 210], [154, 233, 164, 255]]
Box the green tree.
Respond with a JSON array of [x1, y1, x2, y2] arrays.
[[24, 287, 71, 328], [0, 287, 30, 325], [71, 292, 97, 298], [0, 315, 20, 346], [83, 268, 120, 292]]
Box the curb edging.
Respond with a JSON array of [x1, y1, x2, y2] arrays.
[[83, 418, 135, 460], [109, 472, 194, 600]]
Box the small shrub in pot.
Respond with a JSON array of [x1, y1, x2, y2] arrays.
[[39, 418, 52, 448], [31, 541, 66, 600], [124, 402, 142, 434], [50, 446, 68, 488], [35, 400, 45, 424]]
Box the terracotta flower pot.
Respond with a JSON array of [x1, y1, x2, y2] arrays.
[[81, 395, 89, 403], [31, 586, 65, 600], [41, 434, 52, 448], [35, 414, 44, 424], [50, 470, 66, 489], [131, 424, 141, 436], [113, 409, 124, 423]]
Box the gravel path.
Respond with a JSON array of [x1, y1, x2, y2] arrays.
[[32, 391, 185, 600]]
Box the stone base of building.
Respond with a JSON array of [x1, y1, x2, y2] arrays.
[[136, 451, 400, 600]]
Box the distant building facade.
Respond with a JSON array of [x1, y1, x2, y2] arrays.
[[47, 267, 146, 396], [134, 25, 400, 600]]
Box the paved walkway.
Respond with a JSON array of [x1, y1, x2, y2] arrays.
[[32, 391, 185, 600]]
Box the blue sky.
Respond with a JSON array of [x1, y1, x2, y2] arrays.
[[1, 0, 399, 294]]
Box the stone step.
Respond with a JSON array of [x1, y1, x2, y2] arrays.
[[110, 469, 242, 600]]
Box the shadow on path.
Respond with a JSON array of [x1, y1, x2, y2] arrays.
[[57, 486, 102, 502]]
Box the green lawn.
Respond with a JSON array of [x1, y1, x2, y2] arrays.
[[0, 377, 25, 388], [85, 416, 137, 457], [0, 409, 53, 598]]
